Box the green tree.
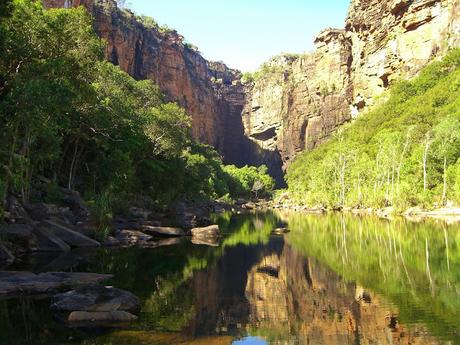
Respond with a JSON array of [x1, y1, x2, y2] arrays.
[[433, 117, 460, 204]]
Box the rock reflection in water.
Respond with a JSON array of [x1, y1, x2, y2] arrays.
[[245, 242, 441, 344], [182, 231, 443, 344], [1, 212, 458, 345]]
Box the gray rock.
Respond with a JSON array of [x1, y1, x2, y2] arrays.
[[25, 203, 72, 221], [141, 226, 185, 237], [191, 225, 220, 239], [43, 220, 100, 248], [51, 285, 140, 313], [2, 224, 34, 240], [0, 244, 15, 263], [6, 196, 30, 222], [0, 271, 113, 296], [67, 310, 137, 325], [59, 188, 89, 217], [29, 228, 71, 252]]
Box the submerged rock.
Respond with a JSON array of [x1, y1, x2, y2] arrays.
[[52, 285, 140, 327], [191, 225, 220, 239], [29, 228, 71, 252]]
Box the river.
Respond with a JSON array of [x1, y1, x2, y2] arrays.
[[1, 211, 459, 344]]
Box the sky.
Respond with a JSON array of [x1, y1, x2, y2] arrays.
[[129, 0, 350, 72]]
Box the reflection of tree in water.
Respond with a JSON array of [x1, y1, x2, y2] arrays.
[[4, 212, 456, 345], [286, 213, 460, 344], [244, 240, 451, 345]]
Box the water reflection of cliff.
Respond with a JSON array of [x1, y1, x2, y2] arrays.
[[245, 242, 442, 345], [186, 237, 443, 345]]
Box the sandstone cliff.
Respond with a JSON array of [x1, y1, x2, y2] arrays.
[[42, 0, 249, 167], [244, 0, 460, 169], [43, 0, 460, 181]]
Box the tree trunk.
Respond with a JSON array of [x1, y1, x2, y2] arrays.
[[442, 155, 447, 205], [423, 136, 431, 192], [68, 139, 80, 190]]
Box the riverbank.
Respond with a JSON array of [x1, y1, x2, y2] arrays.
[[269, 197, 460, 223]]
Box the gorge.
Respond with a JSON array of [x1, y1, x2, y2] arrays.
[[2, 1, 460, 344], [43, 0, 460, 181]]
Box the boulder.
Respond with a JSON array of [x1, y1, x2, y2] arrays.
[[0, 271, 113, 296], [25, 203, 72, 221], [191, 225, 220, 239], [59, 188, 89, 217], [29, 228, 71, 252], [5, 196, 30, 222], [51, 285, 140, 313], [0, 244, 15, 263], [141, 226, 185, 237], [2, 224, 34, 240], [43, 220, 100, 248], [67, 310, 137, 325]]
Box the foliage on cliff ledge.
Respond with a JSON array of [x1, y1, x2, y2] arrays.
[[287, 49, 460, 210], [0, 0, 274, 212]]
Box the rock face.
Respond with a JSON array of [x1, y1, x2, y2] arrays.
[[43, 0, 460, 178], [244, 0, 460, 169], [42, 0, 249, 167]]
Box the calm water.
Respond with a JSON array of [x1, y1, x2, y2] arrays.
[[1, 211, 460, 345]]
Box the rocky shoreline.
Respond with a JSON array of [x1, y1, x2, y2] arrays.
[[0, 190, 237, 330], [270, 198, 460, 223]]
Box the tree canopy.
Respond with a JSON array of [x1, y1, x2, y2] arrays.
[[0, 0, 274, 215]]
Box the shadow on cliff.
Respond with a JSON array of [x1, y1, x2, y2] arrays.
[[217, 96, 286, 188]]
